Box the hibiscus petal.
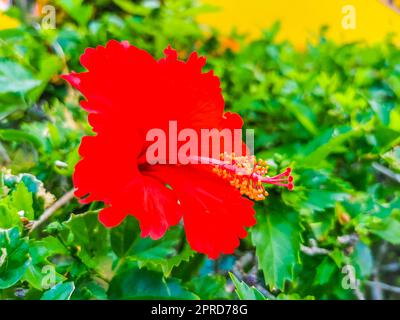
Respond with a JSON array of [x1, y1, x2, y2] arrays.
[[105, 175, 182, 239], [133, 176, 182, 239], [98, 206, 128, 228], [62, 40, 158, 128], [146, 165, 256, 259], [73, 133, 142, 204], [62, 40, 238, 131]]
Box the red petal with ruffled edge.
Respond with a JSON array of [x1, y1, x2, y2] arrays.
[[145, 165, 256, 259], [99, 175, 182, 239]]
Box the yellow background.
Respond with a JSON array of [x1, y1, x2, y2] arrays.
[[0, 12, 19, 30], [199, 0, 400, 47]]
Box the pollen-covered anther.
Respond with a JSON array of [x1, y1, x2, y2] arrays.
[[212, 152, 294, 201]]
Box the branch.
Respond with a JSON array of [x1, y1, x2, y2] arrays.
[[29, 189, 75, 233], [370, 242, 388, 300], [301, 239, 330, 256], [337, 234, 359, 245], [381, 263, 400, 273], [0, 248, 6, 267], [372, 162, 400, 183], [353, 285, 366, 300], [366, 281, 400, 294]]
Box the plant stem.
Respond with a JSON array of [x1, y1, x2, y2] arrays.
[[29, 189, 75, 234]]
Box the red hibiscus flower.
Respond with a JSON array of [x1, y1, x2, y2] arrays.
[[62, 40, 293, 259]]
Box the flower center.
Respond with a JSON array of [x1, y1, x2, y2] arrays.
[[211, 153, 294, 201]]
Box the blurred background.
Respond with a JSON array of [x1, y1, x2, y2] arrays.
[[0, 0, 400, 300]]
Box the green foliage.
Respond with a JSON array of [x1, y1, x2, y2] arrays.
[[41, 282, 75, 300], [108, 262, 199, 300], [229, 273, 266, 300], [0, 228, 30, 289], [1, 0, 399, 300], [251, 207, 301, 290]]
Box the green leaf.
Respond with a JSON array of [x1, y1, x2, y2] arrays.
[[369, 100, 393, 126], [0, 97, 27, 120], [29, 236, 69, 264], [313, 257, 337, 285], [0, 129, 44, 150], [108, 262, 198, 300], [19, 174, 45, 194], [0, 59, 41, 94], [351, 241, 373, 278], [111, 218, 194, 276], [129, 231, 179, 261], [0, 199, 22, 230], [127, 227, 191, 274], [302, 127, 360, 167], [110, 215, 140, 258], [304, 190, 349, 212], [113, 0, 152, 16], [188, 275, 230, 299], [283, 99, 318, 135], [10, 182, 34, 220], [0, 227, 30, 289], [370, 215, 400, 244], [229, 273, 267, 300], [276, 293, 315, 300], [41, 282, 75, 300], [71, 278, 108, 300], [251, 209, 302, 290], [159, 242, 194, 277], [57, 0, 93, 26], [63, 211, 115, 276], [29, 55, 63, 102]]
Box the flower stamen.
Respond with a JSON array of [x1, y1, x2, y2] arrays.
[[211, 153, 294, 201]]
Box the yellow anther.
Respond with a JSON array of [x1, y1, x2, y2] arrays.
[[212, 152, 270, 201]]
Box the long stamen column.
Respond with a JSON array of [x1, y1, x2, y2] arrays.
[[208, 153, 294, 201]]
